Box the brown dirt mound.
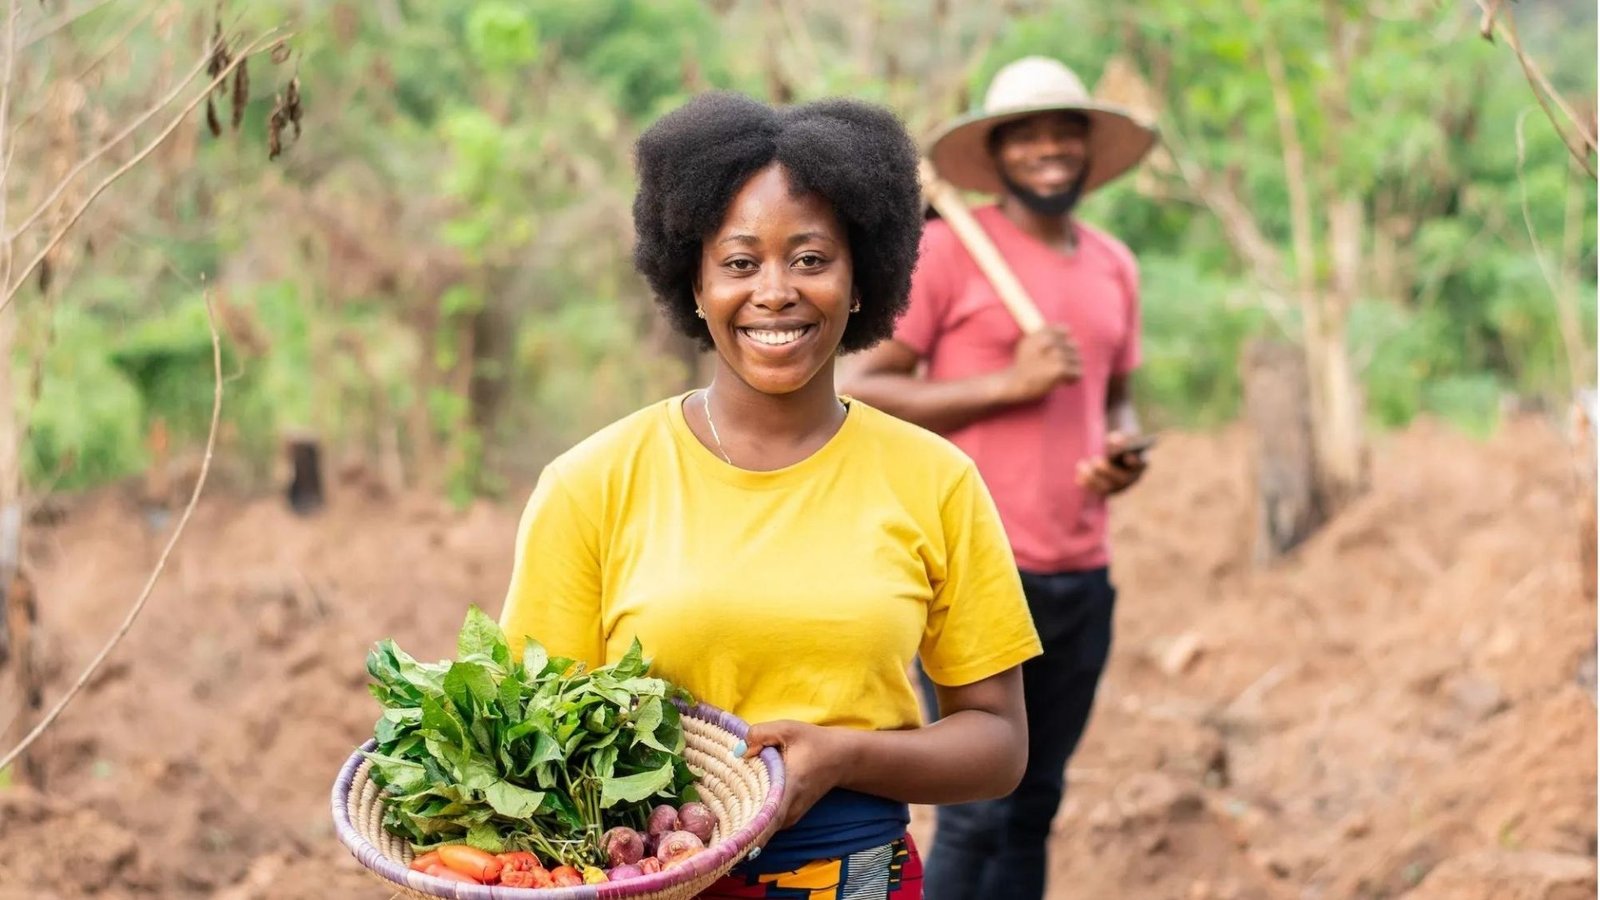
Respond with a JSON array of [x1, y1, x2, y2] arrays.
[[0, 417, 1592, 899]]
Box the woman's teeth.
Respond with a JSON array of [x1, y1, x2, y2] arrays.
[[744, 327, 807, 346]]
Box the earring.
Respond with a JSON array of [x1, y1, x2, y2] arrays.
[[850, 300, 861, 313], [695, 307, 706, 319]]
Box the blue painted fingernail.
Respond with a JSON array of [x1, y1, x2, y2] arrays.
[[732, 740, 746, 757]]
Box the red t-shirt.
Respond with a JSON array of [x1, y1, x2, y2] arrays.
[[893, 206, 1141, 573]]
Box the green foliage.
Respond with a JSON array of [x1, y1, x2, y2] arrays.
[[365, 608, 696, 865], [1134, 255, 1268, 428], [466, 4, 540, 72], [27, 309, 146, 489], [25, 0, 1597, 501]]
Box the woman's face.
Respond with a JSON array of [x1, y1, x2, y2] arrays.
[[695, 163, 854, 397]]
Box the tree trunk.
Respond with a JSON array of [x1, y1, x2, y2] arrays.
[[0, 301, 38, 785], [1, 567, 41, 787], [1306, 198, 1370, 512], [285, 435, 325, 515], [1241, 338, 1323, 561]]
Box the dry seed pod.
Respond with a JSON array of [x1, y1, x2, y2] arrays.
[[285, 76, 302, 138], [231, 56, 248, 130], [205, 95, 222, 137], [267, 93, 286, 160], [206, 19, 225, 77], [271, 40, 291, 64]]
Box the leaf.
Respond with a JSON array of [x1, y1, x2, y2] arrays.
[[420, 693, 468, 748], [590, 744, 620, 781], [467, 822, 507, 853], [453, 749, 500, 792], [457, 606, 510, 666], [600, 762, 673, 809], [367, 642, 421, 706], [629, 697, 673, 753], [363, 752, 429, 794], [397, 650, 451, 697], [609, 638, 648, 680], [470, 718, 495, 754], [534, 760, 561, 789], [519, 641, 549, 678], [443, 661, 498, 717], [505, 713, 556, 744], [583, 728, 621, 752], [541, 790, 584, 832], [659, 700, 686, 753], [609, 677, 668, 696], [391, 733, 426, 759], [374, 714, 403, 746], [485, 780, 546, 819], [672, 756, 697, 793], [497, 673, 523, 721], [578, 680, 632, 708]]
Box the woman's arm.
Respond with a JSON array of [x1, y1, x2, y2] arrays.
[[740, 666, 1027, 828]]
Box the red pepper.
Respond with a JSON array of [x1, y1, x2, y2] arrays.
[[408, 851, 441, 873], [424, 863, 481, 884], [438, 845, 503, 883]]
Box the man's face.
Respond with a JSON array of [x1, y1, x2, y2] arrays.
[[991, 112, 1090, 200]]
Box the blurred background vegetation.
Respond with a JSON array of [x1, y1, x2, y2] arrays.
[[9, 0, 1596, 504]]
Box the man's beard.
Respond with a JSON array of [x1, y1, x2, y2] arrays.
[[999, 166, 1089, 217]]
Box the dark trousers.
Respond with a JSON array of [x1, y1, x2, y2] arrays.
[[920, 568, 1116, 900]]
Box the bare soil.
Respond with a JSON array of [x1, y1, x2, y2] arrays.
[[1, 417, 1592, 899]]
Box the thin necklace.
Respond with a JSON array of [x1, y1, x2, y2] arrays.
[[700, 388, 733, 464], [700, 387, 848, 467]]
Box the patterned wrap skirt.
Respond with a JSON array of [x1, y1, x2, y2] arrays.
[[695, 835, 923, 899]]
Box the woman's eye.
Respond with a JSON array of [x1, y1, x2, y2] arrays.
[[727, 259, 756, 271], [795, 254, 824, 268]]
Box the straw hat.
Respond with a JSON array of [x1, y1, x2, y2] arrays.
[[928, 56, 1158, 195]]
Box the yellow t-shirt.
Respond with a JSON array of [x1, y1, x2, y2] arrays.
[[498, 393, 1041, 733]]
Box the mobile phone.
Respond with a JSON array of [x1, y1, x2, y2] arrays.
[[1109, 434, 1158, 469]]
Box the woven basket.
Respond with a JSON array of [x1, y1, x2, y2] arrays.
[[332, 703, 785, 899]]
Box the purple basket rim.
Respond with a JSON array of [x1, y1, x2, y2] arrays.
[[332, 701, 785, 900]]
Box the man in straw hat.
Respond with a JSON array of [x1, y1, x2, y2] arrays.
[[840, 56, 1158, 898]]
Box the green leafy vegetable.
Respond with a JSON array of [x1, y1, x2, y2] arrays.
[[363, 606, 696, 867]]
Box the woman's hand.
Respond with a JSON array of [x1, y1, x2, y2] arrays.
[[736, 668, 1029, 829], [738, 720, 853, 829]]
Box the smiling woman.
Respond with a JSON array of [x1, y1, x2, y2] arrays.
[[497, 92, 1043, 900]]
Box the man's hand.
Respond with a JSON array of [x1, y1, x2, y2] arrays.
[[1003, 326, 1081, 403], [1075, 430, 1148, 496], [738, 720, 851, 829]]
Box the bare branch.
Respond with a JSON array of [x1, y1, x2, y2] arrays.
[[7, 34, 217, 244], [1514, 109, 1590, 396], [1, 28, 286, 313], [1249, 0, 1319, 305], [1476, 0, 1597, 179], [1159, 125, 1286, 290], [17, 0, 118, 50], [0, 0, 16, 292], [1477, 0, 1503, 40], [0, 288, 223, 776], [13, 4, 154, 135]]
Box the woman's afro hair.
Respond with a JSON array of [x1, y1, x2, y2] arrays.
[[631, 92, 924, 352]]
